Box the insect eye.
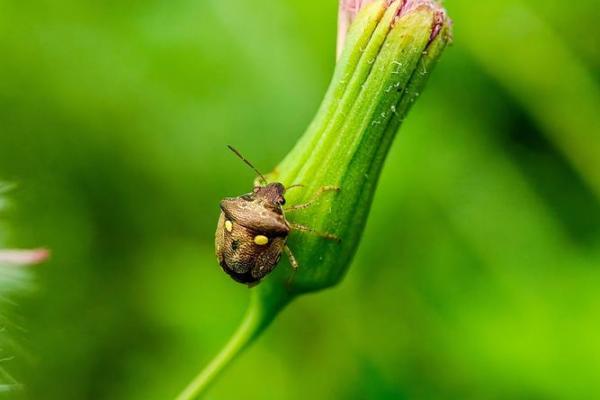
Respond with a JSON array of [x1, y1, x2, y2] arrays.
[[225, 220, 233, 232], [280, 197, 286, 205], [254, 235, 269, 246]]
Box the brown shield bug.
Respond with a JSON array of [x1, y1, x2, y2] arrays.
[[215, 146, 340, 285]]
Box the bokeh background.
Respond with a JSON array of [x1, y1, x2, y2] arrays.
[[1, 0, 600, 399]]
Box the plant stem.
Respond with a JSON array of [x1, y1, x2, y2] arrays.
[[175, 306, 259, 400], [176, 286, 293, 400]]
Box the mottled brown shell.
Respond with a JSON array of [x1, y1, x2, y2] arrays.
[[220, 197, 288, 235], [215, 188, 289, 284]]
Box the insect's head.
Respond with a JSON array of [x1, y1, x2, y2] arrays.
[[253, 182, 286, 205]]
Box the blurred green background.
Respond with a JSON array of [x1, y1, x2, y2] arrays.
[[1, 0, 600, 399]]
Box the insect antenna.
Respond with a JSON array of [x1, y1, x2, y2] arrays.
[[227, 145, 268, 185]]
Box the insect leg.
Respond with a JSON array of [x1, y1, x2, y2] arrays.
[[284, 185, 340, 212], [289, 223, 340, 242], [284, 245, 299, 270], [284, 246, 299, 287], [285, 184, 305, 191]]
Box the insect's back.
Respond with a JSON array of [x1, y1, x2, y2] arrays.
[[215, 195, 289, 284]]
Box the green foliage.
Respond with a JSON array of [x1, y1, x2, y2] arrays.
[[0, 0, 599, 399]]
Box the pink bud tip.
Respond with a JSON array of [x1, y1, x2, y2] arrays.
[[337, 0, 449, 59]]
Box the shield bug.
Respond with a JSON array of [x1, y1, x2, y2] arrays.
[[215, 146, 340, 285]]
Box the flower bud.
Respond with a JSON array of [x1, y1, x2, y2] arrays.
[[259, 0, 451, 301]]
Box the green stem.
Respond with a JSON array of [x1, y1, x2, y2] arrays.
[[176, 285, 293, 400], [175, 307, 259, 400]]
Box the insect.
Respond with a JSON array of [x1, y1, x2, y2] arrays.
[[215, 146, 340, 285]]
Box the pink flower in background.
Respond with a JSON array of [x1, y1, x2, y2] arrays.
[[0, 249, 49, 266]]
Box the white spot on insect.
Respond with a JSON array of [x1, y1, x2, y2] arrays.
[[225, 220, 233, 232]]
